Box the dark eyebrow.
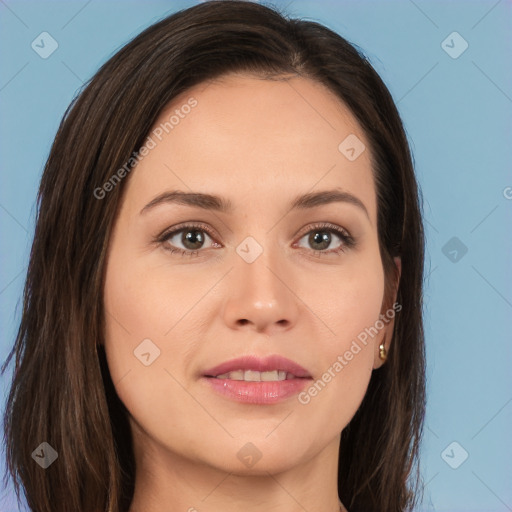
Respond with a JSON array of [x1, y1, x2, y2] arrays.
[[140, 191, 233, 214], [140, 188, 369, 220], [291, 189, 369, 220]]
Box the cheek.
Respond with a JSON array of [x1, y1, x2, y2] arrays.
[[296, 250, 384, 423], [102, 235, 217, 408], [296, 246, 385, 349], [102, 251, 193, 430], [103, 239, 199, 347], [102, 243, 176, 387]]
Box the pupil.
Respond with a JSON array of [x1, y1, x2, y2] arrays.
[[310, 231, 330, 250], [183, 230, 204, 249]]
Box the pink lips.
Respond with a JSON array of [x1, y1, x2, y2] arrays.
[[202, 355, 312, 404]]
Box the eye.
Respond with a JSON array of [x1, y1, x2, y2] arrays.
[[156, 223, 220, 257], [294, 222, 355, 256], [155, 221, 355, 258]]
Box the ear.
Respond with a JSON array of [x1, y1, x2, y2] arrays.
[[373, 256, 401, 369]]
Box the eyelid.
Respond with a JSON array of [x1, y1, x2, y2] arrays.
[[157, 221, 219, 242], [295, 221, 352, 240]]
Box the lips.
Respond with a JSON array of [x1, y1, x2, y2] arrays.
[[202, 355, 312, 404], [203, 355, 312, 379]]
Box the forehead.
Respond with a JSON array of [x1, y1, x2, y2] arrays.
[[122, 73, 376, 222]]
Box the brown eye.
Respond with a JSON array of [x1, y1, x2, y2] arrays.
[[295, 223, 355, 256], [158, 223, 219, 257]]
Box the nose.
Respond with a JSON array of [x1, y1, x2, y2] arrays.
[[221, 242, 300, 335]]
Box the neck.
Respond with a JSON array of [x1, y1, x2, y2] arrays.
[[128, 427, 345, 512]]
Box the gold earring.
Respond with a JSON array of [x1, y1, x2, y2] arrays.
[[379, 342, 387, 362]]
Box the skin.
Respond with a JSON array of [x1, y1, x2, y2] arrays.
[[103, 73, 400, 512]]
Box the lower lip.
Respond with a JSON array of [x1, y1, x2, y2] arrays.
[[203, 377, 311, 404]]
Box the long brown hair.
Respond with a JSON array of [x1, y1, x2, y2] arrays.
[[1, 1, 426, 511]]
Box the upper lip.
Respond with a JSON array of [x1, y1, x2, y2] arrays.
[[203, 355, 312, 378]]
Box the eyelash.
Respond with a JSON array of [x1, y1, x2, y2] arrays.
[[155, 222, 356, 258]]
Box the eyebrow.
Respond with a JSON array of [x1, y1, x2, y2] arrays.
[[140, 188, 369, 220]]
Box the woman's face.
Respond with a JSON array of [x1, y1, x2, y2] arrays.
[[103, 73, 398, 475]]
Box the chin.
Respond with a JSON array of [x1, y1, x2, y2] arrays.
[[192, 435, 315, 476]]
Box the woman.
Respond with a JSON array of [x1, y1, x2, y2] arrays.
[[1, 1, 426, 511]]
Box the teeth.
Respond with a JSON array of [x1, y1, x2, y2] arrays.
[[260, 370, 278, 381], [244, 370, 261, 381], [215, 370, 290, 381]]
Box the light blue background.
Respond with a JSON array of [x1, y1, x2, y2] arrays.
[[1, 1, 511, 511]]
